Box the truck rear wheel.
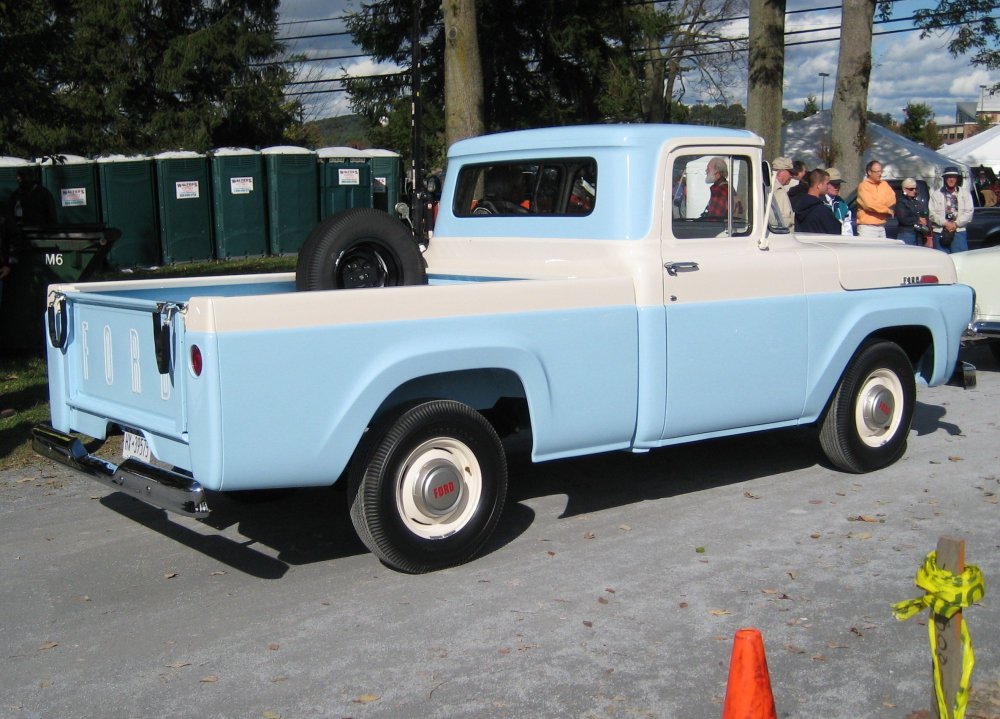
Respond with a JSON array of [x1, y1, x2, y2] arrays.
[[819, 340, 915, 473], [296, 208, 426, 291], [348, 400, 508, 573]]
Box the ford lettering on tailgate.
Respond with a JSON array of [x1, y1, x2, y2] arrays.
[[69, 297, 184, 435]]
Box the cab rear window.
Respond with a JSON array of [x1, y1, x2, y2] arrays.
[[452, 158, 597, 217]]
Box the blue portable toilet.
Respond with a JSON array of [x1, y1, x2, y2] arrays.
[[96, 154, 160, 269], [261, 145, 318, 255], [41, 154, 101, 224]]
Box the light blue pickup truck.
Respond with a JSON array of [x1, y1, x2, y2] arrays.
[[35, 125, 974, 572]]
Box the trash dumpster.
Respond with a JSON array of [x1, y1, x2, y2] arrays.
[[0, 224, 119, 352], [362, 149, 403, 217], [262, 146, 318, 255], [41, 154, 102, 225], [97, 154, 160, 269], [318, 147, 372, 220], [210, 147, 268, 259], [154, 151, 213, 263]]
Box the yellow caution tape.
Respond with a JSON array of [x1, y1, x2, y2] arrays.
[[892, 550, 986, 719]]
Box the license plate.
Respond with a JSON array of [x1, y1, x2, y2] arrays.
[[122, 431, 152, 463]]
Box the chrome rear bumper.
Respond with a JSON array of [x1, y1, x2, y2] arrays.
[[32, 424, 209, 518]]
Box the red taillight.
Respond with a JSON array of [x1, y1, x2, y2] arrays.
[[919, 275, 939, 284], [190, 345, 203, 376]]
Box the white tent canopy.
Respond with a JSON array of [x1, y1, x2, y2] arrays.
[[938, 123, 1000, 174], [781, 110, 968, 187]]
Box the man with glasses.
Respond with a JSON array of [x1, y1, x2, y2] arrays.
[[855, 160, 896, 238], [895, 178, 932, 247]]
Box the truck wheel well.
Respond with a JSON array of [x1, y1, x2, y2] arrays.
[[374, 369, 531, 438], [865, 325, 933, 380]]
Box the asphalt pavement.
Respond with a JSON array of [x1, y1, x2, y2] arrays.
[[2, 344, 999, 719]]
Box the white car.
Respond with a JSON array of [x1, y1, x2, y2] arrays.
[[952, 245, 1000, 361]]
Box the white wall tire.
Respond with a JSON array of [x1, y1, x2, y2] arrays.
[[820, 340, 915, 473], [349, 401, 507, 573]]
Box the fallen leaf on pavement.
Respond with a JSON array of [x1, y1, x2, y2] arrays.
[[583, 620, 594, 628], [164, 572, 178, 579], [848, 531, 873, 540], [784, 644, 806, 654], [710, 609, 731, 616], [37, 642, 58, 651], [263, 712, 282, 719], [583, 532, 596, 539], [268, 643, 280, 651], [744, 491, 761, 499], [166, 661, 191, 669], [948, 456, 963, 462], [597, 596, 609, 605], [199, 675, 219, 683], [848, 515, 879, 523], [352, 694, 379, 704]]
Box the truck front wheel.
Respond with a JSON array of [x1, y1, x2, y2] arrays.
[[349, 400, 508, 573], [819, 340, 915, 473]]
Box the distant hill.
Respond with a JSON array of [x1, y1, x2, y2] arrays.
[[305, 115, 371, 148]]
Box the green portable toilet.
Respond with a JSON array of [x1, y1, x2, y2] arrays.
[[262, 145, 318, 255], [0, 157, 32, 210], [317, 147, 372, 220], [97, 154, 160, 269], [363, 149, 403, 217], [154, 150, 213, 263], [41, 154, 101, 225], [209, 147, 267, 259]]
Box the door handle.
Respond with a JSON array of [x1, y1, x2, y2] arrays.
[[664, 261, 700, 276]]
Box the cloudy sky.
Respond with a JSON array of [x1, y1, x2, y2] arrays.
[[276, 0, 996, 127]]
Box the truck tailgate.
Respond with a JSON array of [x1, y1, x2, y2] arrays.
[[48, 289, 187, 442]]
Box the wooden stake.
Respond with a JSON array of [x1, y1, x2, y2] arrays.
[[933, 536, 965, 719]]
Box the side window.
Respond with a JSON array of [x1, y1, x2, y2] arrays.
[[453, 159, 597, 217], [670, 154, 752, 239]]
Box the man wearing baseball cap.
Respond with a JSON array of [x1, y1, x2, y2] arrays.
[[928, 165, 973, 253], [770, 157, 795, 230], [822, 168, 853, 236]]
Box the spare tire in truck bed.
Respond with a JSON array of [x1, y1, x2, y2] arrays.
[[295, 208, 427, 291]]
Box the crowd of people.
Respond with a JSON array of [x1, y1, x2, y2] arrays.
[[772, 155, 978, 253]]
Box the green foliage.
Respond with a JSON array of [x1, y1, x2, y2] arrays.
[[915, 0, 999, 84], [0, 0, 304, 157], [900, 102, 936, 143]]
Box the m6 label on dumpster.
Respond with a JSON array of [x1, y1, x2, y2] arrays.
[[46, 253, 65, 266]]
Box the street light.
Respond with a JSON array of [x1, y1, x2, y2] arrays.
[[819, 73, 831, 112]]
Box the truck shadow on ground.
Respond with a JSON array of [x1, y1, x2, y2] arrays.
[[100, 397, 967, 579]]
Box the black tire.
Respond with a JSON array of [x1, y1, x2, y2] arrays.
[[296, 208, 426, 291], [348, 400, 508, 573], [990, 340, 1000, 364], [819, 340, 915, 473]]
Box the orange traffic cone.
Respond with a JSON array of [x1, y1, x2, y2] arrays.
[[722, 627, 777, 719]]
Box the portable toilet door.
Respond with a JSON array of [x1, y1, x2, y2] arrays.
[[317, 147, 372, 219], [363, 148, 403, 217], [262, 145, 318, 255], [97, 154, 160, 269], [0, 157, 33, 210], [41, 154, 101, 225], [154, 150, 214, 263], [210, 147, 267, 259]]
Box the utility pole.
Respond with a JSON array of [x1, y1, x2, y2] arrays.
[[410, 0, 426, 245]]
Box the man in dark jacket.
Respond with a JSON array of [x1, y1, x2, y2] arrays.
[[793, 169, 841, 233], [9, 168, 57, 226]]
